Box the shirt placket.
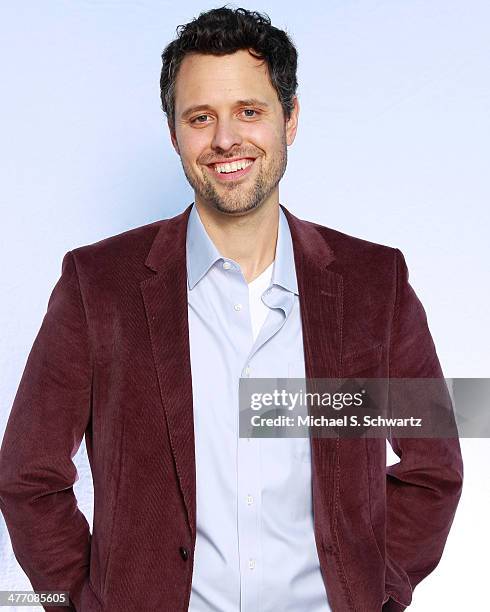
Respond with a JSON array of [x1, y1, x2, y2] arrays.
[[218, 259, 260, 611], [237, 284, 293, 611]]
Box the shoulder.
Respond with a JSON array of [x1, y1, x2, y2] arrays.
[[65, 218, 168, 290], [68, 206, 191, 275], [311, 218, 396, 256], [71, 218, 162, 262], [291, 212, 401, 277]]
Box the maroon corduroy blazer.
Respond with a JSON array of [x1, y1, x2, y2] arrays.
[[0, 203, 463, 612]]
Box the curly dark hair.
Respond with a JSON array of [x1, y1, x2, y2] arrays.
[[160, 5, 298, 132]]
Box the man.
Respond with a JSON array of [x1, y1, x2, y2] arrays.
[[0, 7, 463, 612]]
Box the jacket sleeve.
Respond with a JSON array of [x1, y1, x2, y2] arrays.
[[0, 251, 92, 611], [382, 249, 464, 611]]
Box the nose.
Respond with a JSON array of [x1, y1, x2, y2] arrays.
[[211, 117, 243, 152]]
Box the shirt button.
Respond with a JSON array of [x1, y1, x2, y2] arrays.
[[179, 546, 190, 561], [234, 303, 242, 311], [248, 558, 256, 570], [246, 494, 254, 505], [244, 365, 250, 376], [223, 261, 232, 270]]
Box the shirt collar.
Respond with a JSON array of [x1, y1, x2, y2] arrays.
[[186, 203, 298, 295], [186, 203, 222, 290], [272, 206, 298, 295]]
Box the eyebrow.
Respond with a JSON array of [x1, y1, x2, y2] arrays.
[[180, 98, 270, 120]]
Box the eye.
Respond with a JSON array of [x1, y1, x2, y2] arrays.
[[242, 109, 260, 118], [190, 114, 211, 124]]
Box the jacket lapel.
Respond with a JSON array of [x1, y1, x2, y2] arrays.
[[281, 205, 343, 380], [281, 205, 344, 553], [140, 204, 196, 537]]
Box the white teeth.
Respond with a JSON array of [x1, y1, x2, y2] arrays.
[[214, 159, 254, 173]]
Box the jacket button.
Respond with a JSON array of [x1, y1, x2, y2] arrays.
[[179, 546, 190, 561]]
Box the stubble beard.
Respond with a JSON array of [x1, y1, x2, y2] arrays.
[[180, 131, 288, 216]]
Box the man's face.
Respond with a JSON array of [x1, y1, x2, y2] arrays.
[[169, 49, 299, 215]]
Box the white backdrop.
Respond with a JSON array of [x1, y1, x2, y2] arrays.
[[1, 1, 489, 610]]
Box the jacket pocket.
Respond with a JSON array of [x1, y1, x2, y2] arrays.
[[342, 344, 383, 376]]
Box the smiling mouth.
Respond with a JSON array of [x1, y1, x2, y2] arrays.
[[205, 158, 257, 181]]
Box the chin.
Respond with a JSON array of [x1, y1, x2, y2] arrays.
[[214, 200, 261, 216]]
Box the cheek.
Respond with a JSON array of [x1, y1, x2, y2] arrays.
[[176, 131, 210, 164], [246, 123, 283, 153]]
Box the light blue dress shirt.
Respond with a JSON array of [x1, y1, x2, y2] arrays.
[[186, 203, 332, 612]]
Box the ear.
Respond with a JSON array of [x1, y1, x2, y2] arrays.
[[168, 120, 180, 155], [285, 96, 300, 146]]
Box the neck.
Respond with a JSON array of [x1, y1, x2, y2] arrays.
[[194, 196, 279, 283]]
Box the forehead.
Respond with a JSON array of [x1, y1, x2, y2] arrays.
[[174, 49, 277, 110]]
